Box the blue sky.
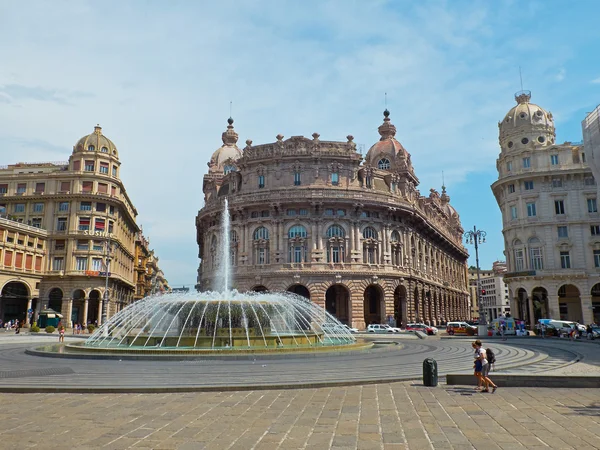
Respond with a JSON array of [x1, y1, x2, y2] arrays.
[[1, 1, 600, 286]]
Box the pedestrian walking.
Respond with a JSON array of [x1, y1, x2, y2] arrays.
[[472, 341, 484, 390], [474, 340, 498, 393]]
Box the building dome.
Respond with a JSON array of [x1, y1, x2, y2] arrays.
[[498, 91, 555, 152], [208, 118, 242, 174], [365, 110, 409, 170], [73, 125, 118, 157]]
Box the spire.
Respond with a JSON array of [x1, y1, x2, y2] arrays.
[[441, 176, 450, 203], [378, 109, 397, 140], [515, 90, 531, 104], [94, 124, 102, 135], [221, 117, 238, 146]]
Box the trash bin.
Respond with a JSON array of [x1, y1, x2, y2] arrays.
[[423, 358, 438, 387]]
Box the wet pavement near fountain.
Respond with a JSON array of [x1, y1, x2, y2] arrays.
[[0, 334, 597, 392]]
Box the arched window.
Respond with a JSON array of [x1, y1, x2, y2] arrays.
[[230, 230, 239, 243], [390, 231, 400, 242], [378, 158, 390, 170], [390, 231, 402, 266], [331, 172, 339, 185], [88, 145, 95, 152], [326, 225, 345, 238], [528, 237, 543, 270], [513, 239, 524, 271], [363, 227, 378, 239], [288, 225, 307, 238], [224, 165, 235, 174], [253, 227, 269, 240], [100, 146, 108, 153]]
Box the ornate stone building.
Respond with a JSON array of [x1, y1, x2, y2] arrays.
[[196, 112, 470, 329], [0, 125, 169, 327], [492, 91, 600, 326]]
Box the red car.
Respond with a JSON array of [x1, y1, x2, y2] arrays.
[[406, 324, 435, 335]]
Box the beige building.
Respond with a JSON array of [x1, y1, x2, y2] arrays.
[[492, 90, 600, 326], [467, 267, 493, 320], [0, 216, 48, 324], [196, 112, 470, 329], [0, 125, 168, 327]]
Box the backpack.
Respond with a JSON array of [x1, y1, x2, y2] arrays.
[[486, 348, 496, 364]]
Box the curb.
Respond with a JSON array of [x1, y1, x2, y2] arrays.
[[446, 373, 600, 388]]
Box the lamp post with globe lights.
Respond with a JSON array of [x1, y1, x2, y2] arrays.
[[464, 226, 487, 332]]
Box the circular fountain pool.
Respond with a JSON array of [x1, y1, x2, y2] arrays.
[[63, 290, 362, 356]]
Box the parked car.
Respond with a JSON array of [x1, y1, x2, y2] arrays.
[[338, 324, 359, 333], [446, 321, 477, 336], [367, 324, 400, 333], [406, 323, 438, 335]]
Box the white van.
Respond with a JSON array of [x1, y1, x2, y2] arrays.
[[548, 320, 585, 334]]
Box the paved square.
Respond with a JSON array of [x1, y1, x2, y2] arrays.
[[1, 383, 599, 449]]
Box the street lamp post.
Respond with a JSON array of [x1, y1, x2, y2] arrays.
[[101, 229, 112, 326], [464, 226, 487, 328]]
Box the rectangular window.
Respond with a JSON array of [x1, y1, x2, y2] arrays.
[[514, 249, 524, 271], [108, 221, 114, 233], [524, 181, 534, 190], [80, 201, 92, 211], [258, 175, 265, 189], [294, 172, 301, 186], [0, 184, 7, 194], [73, 160, 81, 171], [3, 250, 12, 267], [530, 247, 543, 270], [523, 157, 531, 168], [75, 257, 88, 271], [331, 172, 339, 185], [100, 162, 109, 174], [60, 181, 70, 192], [261, 210, 269, 217], [17, 183, 26, 193], [33, 202, 44, 212], [560, 251, 571, 269], [588, 198, 598, 213], [258, 248, 266, 265], [56, 218, 67, 231], [585, 176, 596, 186], [35, 256, 42, 271], [84, 160, 95, 171], [332, 247, 341, 263], [15, 252, 23, 268], [595, 250, 600, 268], [93, 240, 104, 251], [554, 200, 565, 215], [582, 152, 586, 163], [14, 204, 25, 213], [82, 181, 93, 192], [299, 209, 308, 216], [557, 226, 568, 238], [325, 209, 334, 216], [55, 240, 65, 250], [112, 166, 117, 177], [96, 202, 106, 212], [510, 206, 518, 219], [591, 225, 600, 236], [292, 246, 302, 263], [111, 185, 117, 196], [35, 182, 45, 193], [506, 161, 512, 172], [95, 218, 105, 231], [31, 218, 42, 228], [25, 254, 33, 270], [552, 178, 563, 188], [286, 209, 296, 216], [337, 209, 346, 216], [52, 257, 64, 271], [551, 154, 559, 165], [109, 205, 115, 215], [58, 201, 69, 212], [92, 258, 103, 271], [78, 217, 90, 231], [508, 184, 515, 193], [97, 183, 108, 194], [526, 202, 536, 217], [77, 240, 89, 250]]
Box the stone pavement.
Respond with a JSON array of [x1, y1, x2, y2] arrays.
[[1, 382, 599, 450]]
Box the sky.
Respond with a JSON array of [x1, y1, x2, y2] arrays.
[[1, 0, 600, 287]]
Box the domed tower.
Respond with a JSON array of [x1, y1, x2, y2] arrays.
[[70, 125, 121, 179], [208, 117, 242, 175], [365, 110, 415, 175], [492, 91, 596, 326]]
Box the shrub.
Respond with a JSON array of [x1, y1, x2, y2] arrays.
[[45, 326, 55, 333], [30, 325, 40, 333], [87, 324, 96, 333]]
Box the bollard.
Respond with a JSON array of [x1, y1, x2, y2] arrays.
[[423, 358, 438, 387]]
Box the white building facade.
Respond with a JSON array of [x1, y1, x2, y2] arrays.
[[492, 91, 600, 326]]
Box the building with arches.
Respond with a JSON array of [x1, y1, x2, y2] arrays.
[[0, 126, 169, 327], [492, 91, 600, 325], [196, 111, 470, 329]]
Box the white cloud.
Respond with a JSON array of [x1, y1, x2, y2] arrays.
[[0, 0, 597, 281], [592, 77, 600, 84], [555, 68, 566, 82]]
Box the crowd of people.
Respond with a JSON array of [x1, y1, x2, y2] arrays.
[[1, 319, 22, 334]]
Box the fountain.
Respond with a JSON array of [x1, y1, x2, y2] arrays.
[[66, 198, 359, 356]]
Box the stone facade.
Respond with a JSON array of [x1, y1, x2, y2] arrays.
[[0, 125, 169, 327], [196, 111, 470, 329], [492, 91, 600, 326]]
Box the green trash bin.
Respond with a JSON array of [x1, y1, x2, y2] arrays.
[[423, 358, 438, 387], [37, 309, 62, 328]]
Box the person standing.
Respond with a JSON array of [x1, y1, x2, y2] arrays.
[[58, 325, 65, 343]]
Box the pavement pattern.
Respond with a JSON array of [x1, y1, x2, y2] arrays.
[[2, 383, 600, 450]]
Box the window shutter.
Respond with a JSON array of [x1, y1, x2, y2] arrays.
[[98, 183, 108, 193], [4, 250, 13, 266], [35, 256, 42, 271], [25, 254, 33, 269], [15, 252, 23, 268], [73, 160, 81, 170], [60, 181, 71, 192], [82, 181, 93, 192]]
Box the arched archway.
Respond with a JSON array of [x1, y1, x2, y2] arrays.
[[48, 288, 63, 313], [591, 284, 600, 323], [393, 285, 407, 327], [325, 285, 350, 324], [87, 289, 101, 325], [558, 284, 581, 322], [251, 285, 268, 293], [72, 289, 86, 326], [532, 287, 549, 323], [363, 285, 384, 325], [0, 281, 29, 323], [287, 284, 310, 299], [516, 288, 528, 325]]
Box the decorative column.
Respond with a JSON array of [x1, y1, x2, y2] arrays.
[[97, 300, 103, 326], [527, 294, 535, 329], [25, 298, 32, 325], [62, 298, 73, 328], [311, 222, 317, 250], [83, 298, 89, 326], [580, 294, 593, 325]]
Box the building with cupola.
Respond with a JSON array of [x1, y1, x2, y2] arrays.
[[0, 125, 169, 327], [492, 91, 600, 326], [196, 111, 470, 329]]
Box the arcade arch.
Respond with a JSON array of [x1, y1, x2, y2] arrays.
[[287, 284, 310, 299], [325, 285, 350, 324], [557, 284, 582, 322], [363, 284, 384, 325], [0, 281, 29, 323]]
